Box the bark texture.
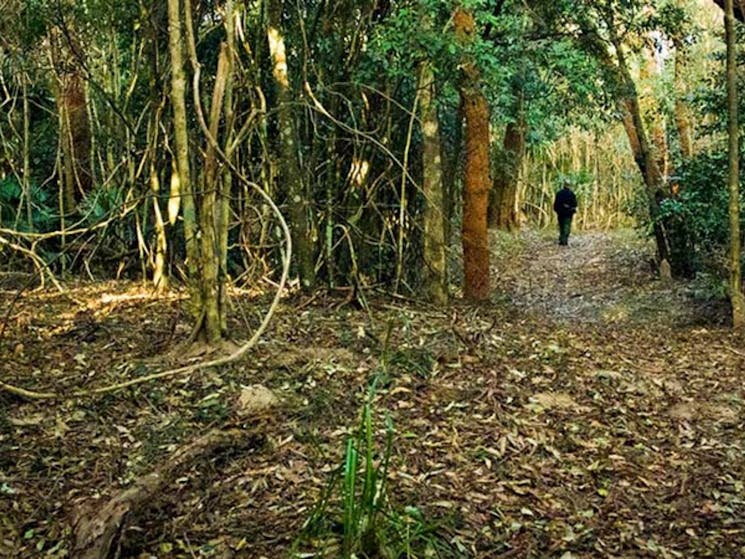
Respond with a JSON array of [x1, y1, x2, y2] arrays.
[[489, 110, 525, 231], [50, 28, 92, 214], [199, 43, 230, 342], [419, 60, 448, 305], [725, 0, 745, 328], [267, 0, 315, 288], [455, 8, 490, 301], [167, 0, 199, 297]]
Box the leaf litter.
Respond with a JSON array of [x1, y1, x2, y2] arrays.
[[1, 230, 745, 557]]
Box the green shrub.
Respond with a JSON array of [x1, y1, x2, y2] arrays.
[[0, 176, 56, 232]]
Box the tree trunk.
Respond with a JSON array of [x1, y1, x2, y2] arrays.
[[419, 60, 448, 305], [150, 167, 168, 293], [455, 8, 490, 301], [167, 0, 204, 329], [219, 0, 236, 333], [725, 0, 745, 328], [611, 33, 669, 263], [713, 0, 745, 21], [199, 44, 230, 343], [489, 106, 525, 231], [641, 43, 669, 179], [673, 38, 694, 160], [21, 76, 32, 228], [267, 0, 315, 289], [50, 28, 92, 215]]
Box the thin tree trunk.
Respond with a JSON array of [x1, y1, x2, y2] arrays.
[[267, 0, 315, 288], [151, 167, 168, 293], [455, 8, 490, 301], [419, 60, 448, 305], [56, 93, 76, 217], [167, 0, 201, 318], [63, 73, 91, 208], [199, 44, 230, 342], [219, 0, 236, 332], [19, 77, 31, 228], [673, 38, 694, 160], [395, 87, 419, 293], [725, 0, 744, 328]]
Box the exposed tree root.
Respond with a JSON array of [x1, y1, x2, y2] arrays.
[[71, 427, 261, 559]]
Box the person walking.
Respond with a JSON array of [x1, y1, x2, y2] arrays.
[[553, 181, 577, 246]]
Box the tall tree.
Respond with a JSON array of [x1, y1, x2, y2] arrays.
[[713, 0, 745, 20], [575, 4, 671, 264], [488, 90, 526, 231], [166, 0, 199, 300], [455, 7, 490, 301], [48, 22, 92, 215], [167, 0, 227, 343], [419, 59, 448, 304], [267, 0, 316, 289], [724, 0, 744, 327]]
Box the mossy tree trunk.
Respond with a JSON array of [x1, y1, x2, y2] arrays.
[[267, 0, 315, 289], [218, 0, 236, 332], [167, 0, 226, 343], [167, 0, 199, 288], [488, 92, 525, 231], [199, 44, 230, 343], [419, 60, 448, 305]]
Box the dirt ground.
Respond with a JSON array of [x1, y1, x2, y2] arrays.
[[2, 229, 745, 558]]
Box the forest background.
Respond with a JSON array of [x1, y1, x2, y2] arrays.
[[2, 0, 745, 557], [0, 0, 743, 329]]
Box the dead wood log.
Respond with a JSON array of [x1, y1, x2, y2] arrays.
[[71, 428, 258, 559]]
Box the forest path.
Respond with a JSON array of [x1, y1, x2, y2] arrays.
[[3, 228, 745, 558], [490, 228, 725, 327]]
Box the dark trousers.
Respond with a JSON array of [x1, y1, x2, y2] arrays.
[[558, 215, 573, 245]]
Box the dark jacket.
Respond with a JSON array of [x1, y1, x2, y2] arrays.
[[553, 187, 577, 218]]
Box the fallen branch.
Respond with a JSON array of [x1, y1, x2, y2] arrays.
[[71, 427, 260, 559]]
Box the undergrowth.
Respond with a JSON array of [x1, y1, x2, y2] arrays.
[[293, 327, 459, 559]]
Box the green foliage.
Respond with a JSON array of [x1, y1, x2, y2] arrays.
[[0, 177, 56, 233], [666, 153, 730, 250], [660, 151, 744, 274]]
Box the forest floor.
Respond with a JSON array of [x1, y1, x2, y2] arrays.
[[2, 229, 745, 558]]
